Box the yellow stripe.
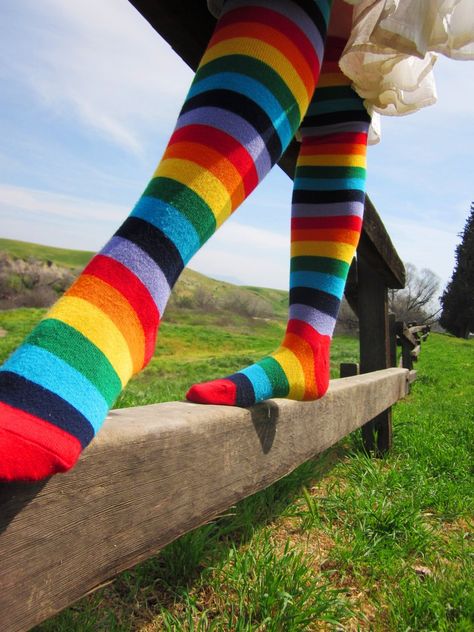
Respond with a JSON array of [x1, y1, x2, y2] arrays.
[[297, 154, 367, 168], [317, 72, 351, 87], [272, 347, 305, 400], [291, 241, 356, 263], [201, 37, 309, 117], [155, 158, 232, 227], [47, 296, 133, 386]]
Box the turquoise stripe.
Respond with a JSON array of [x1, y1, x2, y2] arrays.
[[240, 363, 273, 401], [131, 196, 201, 264], [188, 72, 293, 148], [294, 177, 365, 191], [307, 98, 365, 116], [290, 271, 345, 297], [2, 344, 108, 432]]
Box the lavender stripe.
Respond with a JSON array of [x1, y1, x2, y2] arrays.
[[175, 107, 271, 181], [292, 201, 365, 217], [101, 236, 171, 315], [300, 121, 371, 136], [289, 304, 336, 337]]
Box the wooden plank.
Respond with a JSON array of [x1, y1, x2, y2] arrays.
[[358, 255, 392, 454], [0, 368, 408, 632], [128, 0, 405, 290]]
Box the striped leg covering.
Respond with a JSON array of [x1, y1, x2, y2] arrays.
[[187, 37, 371, 406], [0, 0, 332, 480]]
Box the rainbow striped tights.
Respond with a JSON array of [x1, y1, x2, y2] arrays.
[[0, 0, 370, 480]]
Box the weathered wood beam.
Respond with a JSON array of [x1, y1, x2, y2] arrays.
[[128, 0, 405, 290], [0, 368, 409, 632]]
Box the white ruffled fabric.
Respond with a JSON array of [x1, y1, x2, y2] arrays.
[[207, 1, 474, 142]]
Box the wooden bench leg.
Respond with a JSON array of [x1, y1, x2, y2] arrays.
[[357, 256, 393, 455]]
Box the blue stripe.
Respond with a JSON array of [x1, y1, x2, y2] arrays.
[[291, 271, 345, 297], [240, 363, 273, 401], [294, 177, 365, 191], [189, 72, 293, 148], [131, 196, 201, 264], [2, 344, 108, 433]]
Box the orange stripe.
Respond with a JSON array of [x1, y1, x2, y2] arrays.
[[67, 275, 145, 374], [163, 141, 246, 210], [292, 228, 360, 246], [210, 22, 315, 98], [282, 332, 318, 399], [300, 143, 367, 156]]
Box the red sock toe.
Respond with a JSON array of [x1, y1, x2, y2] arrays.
[[0, 403, 82, 481], [186, 379, 237, 405]]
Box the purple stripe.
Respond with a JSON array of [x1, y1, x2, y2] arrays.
[[289, 304, 336, 337], [292, 201, 365, 218], [101, 236, 170, 315], [175, 107, 271, 181]]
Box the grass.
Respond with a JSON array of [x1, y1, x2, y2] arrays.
[[0, 305, 472, 630]]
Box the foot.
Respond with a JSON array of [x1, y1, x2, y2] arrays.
[[187, 323, 330, 406]]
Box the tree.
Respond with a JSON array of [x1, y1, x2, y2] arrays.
[[440, 203, 474, 338], [388, 262, 440, 324]]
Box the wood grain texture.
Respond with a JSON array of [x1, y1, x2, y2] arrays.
[[0, 369, 408, 632], [128, 0, 405, 290]]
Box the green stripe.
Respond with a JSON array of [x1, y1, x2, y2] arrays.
[[26, 319, 122, 406], [311, 85, 357, 102], [196, 54, 301, 134], [291, 257, 349, 279], [295, 166, 366, 180], [144, 177, 216, 244], [259, 356, 289, 398]]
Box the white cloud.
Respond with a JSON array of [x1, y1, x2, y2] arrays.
[[0, 0, 193, 154]]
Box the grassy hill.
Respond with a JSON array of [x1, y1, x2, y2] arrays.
[[0, 238, 288, 318]]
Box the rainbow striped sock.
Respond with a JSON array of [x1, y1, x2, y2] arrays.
[[187, 37, 371, 407], [0, 0, 331, 480]]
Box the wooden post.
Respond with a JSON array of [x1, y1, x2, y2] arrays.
[[357, 255, 392, 454], [389, 313, 397, 368], [396, 321, 414, 370]]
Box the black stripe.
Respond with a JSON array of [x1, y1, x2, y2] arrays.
[[228, 372, 256, 407], [180, 89, 282, 166], [292, 189, 366, 204], [0, 372, 94, 448], [303, 110, 371, 128], [115, 217, 184, 287], [290, 286, 340, 318], [291, 0, 327, 39]]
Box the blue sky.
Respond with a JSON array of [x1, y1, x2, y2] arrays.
[[1, 0, 473, 293]]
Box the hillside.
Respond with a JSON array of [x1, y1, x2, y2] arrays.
[[0, 238, 288, 319]]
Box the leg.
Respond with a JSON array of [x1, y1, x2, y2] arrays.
[[187, 37, 371, 406], [0, 0, 332, 480]]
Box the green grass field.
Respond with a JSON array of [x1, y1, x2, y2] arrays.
[[0, 305, 472, 630]]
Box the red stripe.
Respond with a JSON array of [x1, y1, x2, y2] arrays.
[[83, 255, 159, 366], [169, 124, 258, 196], [292, 216, 363, 231], [302, 132, 368, 147], [0, 402, 82, 480], [217, 6, 320, 76]]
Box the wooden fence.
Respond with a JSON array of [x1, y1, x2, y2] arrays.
[[0, 3, 432, 629]]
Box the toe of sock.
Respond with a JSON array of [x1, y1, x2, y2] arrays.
[[0, 429, 79, 481], [0, 403, 82, 481], [186, 379, 237, 405]]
